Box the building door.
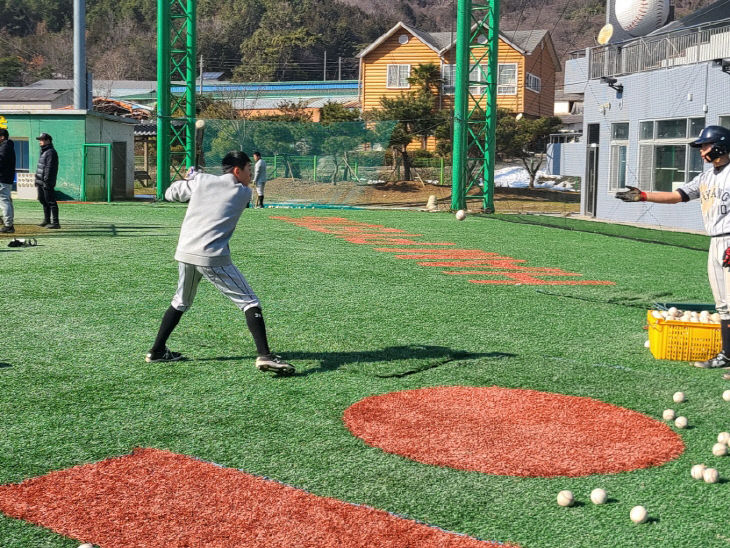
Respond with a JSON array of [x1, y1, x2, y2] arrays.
[[585, 124, 600, 217], [112, 142, 127, 200]]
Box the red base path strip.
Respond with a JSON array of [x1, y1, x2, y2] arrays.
[[0, 448, 512, 548], [273, 216, 613, 286], [344, 387, 684, 477]]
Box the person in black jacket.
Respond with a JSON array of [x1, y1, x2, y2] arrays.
[[35, 133, 60, 229], [0, 128, 15, 233]]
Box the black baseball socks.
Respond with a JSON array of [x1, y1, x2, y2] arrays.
[[150, 305, 184, 354], [245, 306, 271, 356]]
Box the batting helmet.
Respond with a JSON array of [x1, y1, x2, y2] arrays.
[[690, 125, 730, 161]]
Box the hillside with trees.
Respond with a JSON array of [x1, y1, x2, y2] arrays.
[[0, 0, 719, 86]]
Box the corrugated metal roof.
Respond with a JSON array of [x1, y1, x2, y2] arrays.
[[171, 81, 358, 95], [0, 88, 71, 101], [231, 95, 358, 110]]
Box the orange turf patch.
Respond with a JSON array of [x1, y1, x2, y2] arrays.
[[273, 216, 613, 286], [0, 448, 510, 547], [343, 387, 684, 477]]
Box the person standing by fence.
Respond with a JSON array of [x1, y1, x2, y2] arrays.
[[253, 151, 267, 208], [35, 133, 60, 229]]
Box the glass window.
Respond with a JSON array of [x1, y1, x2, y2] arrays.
[[656, 118, 687, 139], [612, 123, 629, 140], [497, 63, 517, 95], [654, 145, 686, 191], [689, 117, 705, 137], [720, 115, 730, 130], [386, 64, 411, 88], [469, 64, 484, 94], [526, 72, 541, 93], [441, 64, 455, 94], [688, 146, 704, 180], [638, 144, 653, 191], [13, 138, 29, 172], [609, 144, 628, 191], [640, 121, 654, 140]]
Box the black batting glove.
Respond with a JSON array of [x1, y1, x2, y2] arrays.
[[615, 186, 647, 202]]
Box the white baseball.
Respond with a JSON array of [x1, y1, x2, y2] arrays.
[[718, 432, 730, 444], [691, 463, 706, 480], [644, 339, 651, 348], [675, 416, 688, 429], [78, 544, 95, 548], [590, 488, 607, 505], [723, 390, 730, 402], [673, 391, 685, 403], [455, 210, 466, 221], [712, 443, 728, 457], [703, 467, 719, 483], [662, 409, 675, 421], [712, 313, 721, 323], [630, 505, 648, 524], [667, 306, 678, 316], [615, 0, 670, 36], [557, 490, 574, 507], [651, 310, 663, 319]]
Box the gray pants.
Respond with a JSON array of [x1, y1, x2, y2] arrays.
[[708, 236, 730, 320], [171, 262, 260, 312], [0, 182, 13, 226]]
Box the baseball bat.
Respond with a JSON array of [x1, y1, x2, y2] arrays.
[[194, 119, 206, 170]]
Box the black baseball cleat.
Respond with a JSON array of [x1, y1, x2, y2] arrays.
[[145, 347, 184, 363], [255, 354, 295, 375], [46, 223, 61, 229], [38, 221, 51, 227], [694, 352, 730, 369], [0, 225, 14, 233]]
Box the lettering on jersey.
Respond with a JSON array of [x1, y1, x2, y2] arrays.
[[272, 216, 614, 286]]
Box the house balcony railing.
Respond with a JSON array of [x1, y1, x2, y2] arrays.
[[573, 21, 730, 79]]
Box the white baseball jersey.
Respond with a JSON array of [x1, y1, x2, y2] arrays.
[[678, 163, 730, 318]]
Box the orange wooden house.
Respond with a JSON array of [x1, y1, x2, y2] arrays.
[[358, 22, 560, 148]]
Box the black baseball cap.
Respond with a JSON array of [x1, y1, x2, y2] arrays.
[[36, 132, 52, 141]]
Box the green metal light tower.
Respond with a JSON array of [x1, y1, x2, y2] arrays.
[[451, 0, 499, 213], [157, 0, 197, 199]]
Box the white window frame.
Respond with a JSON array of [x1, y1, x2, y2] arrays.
[[608, 122, 629, 192], [719, 115, 730, 130], [525, 72, 541, 93], [441, 64, 455, 95], [497, 63, 517, 95], [637, 117, 705, 191], [386, 64, 411, 89]]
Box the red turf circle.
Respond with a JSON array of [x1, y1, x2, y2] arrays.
[[343, 386, 685, 477]]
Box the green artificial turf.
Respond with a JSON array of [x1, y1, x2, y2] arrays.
[[1, 200, 729, 547]]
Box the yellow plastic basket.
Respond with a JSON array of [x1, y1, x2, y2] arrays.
[[647, 311, 721, 361]]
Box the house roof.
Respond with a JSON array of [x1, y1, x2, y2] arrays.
[[357, 22, 560, 69], [0, 88, 71, 101]]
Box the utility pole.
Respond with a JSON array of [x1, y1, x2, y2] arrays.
[[338, 56, 342, 80], [199, 55, 204, 94], [323, 51, 327, 81]]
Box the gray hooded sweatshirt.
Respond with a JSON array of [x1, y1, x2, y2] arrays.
[[165, 172, 252, 266]]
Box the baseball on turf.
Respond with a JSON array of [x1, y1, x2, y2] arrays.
[[674, 416, 688, 429], [691, 464, 706, 480], [718, 432, 730, 444], [662, 409, 675, 421], [723, 390, 730, 402], [590, 488, 607, 505], [703, 467, 720, 483], [712, 443, 728, 457], [557, 490, 575, 507], [673, 391, 685, 403], [455, 209, 466, 221], [630, 505, 648, 524]]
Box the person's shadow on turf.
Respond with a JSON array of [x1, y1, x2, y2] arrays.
[[0, 362, 12, 368], [202, 345, 515, 377]]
